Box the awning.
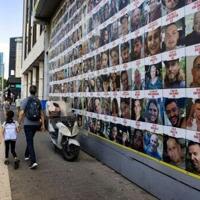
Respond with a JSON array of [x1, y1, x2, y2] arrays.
[[34, 0, 62, 22]]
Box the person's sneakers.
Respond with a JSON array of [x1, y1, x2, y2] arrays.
[[29, 163, 38, 169], [24, 157, 30, 161], [4, 159, 9, 165], [14, 159, 20, 169]]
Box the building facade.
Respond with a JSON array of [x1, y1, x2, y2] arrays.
[[22, 0, 200, 199], [0, 52, 3, 77], [21, 0, 49, 99], [8, 37, 22, 98]]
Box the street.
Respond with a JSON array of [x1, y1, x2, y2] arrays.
[[0, 109, 157, 200]]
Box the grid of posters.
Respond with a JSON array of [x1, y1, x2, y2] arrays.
[[49, 0, 200, 176]]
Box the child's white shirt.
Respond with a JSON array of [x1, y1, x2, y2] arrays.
[[2, 121, 19, 141]]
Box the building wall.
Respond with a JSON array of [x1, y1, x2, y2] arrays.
[[15, 38, 22, 78], [48, 0, 200, 176], [0, 52, 3, 77], [21, 0, 45, 99]]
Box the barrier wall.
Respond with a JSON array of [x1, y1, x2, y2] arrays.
[[48, 0, 200, 198]]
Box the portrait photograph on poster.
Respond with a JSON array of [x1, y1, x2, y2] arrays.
[[144, 98, 163, 125], [186, 98, 200, 132], [163, 57, 186, 89], [131, 36, 144, 61], [111, 97, 121, 117], [163, 136, 186, 169], [130, 128, 144, 152], [121, 69, 132, 91], [145, 27, 162, 57], [162, 18, 185, 52], [145, 62, 162, 90], [131, 98, 145, 122], [131, 65, 145, 90], [144, 131, 163, 160], [186, 55, 200, 88]]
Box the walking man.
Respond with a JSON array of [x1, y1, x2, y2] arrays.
[[18, 85, 45, 169]]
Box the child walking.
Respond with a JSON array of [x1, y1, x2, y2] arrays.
[[1, 110, 20, 169]]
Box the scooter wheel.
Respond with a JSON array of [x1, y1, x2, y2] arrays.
[[62, 144, 80, 161]]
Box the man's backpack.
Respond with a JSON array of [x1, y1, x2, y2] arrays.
[[25, 97, 41, 121]]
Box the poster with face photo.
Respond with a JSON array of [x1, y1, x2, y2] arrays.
[[120, 41, 130, 64], [88, 117, 96, 133], [131, 98, 145, 122], [143, 0, 161, 24], [95, 75, 103, 92], [110, 72, 121, 91], [130, 128, 144, 152], [145, 62, 162, 90], [144, 98, 163, 125], [93, 12, 101, 28], [110, 20, 119, 42], [102, 2, 110, 23], [119, 14, 130, 37], [185, 11, 200, 47], [109, 0, 119, 17], [101, 74, 111, 92], [101, 50, 110, 69], [186, 98, 200, 133], [77, 115, 83, 128], [162, 18, 185, 52], [130, 2, 144, 32], [163, 98, 186, 129], [117, 124, 131, 147], [93, 97, 102, 114], [144, 131, 163, 160], [162, 57, 186, 89], [186, 55, 200, 88], [120, 69, 132, 91], [162, 0, 185, 16], [186, 140, 200, 175], [111, 97, 121, 119], [102, 121, 110, 138], [96, 54, 101, 70], [101, 97, 111, 115], [145, 27, 162, 57], [100, 25, 110, 47], [83, 116, 89, 130], [110, 46, 120, 67], [131, 65, 145, 91], [163, 135, 186, 169], [131, 35, 144, 61], [119, 0, 129, 11], [88, 78, 96, 92], [120, 97, 131, 119], [94, 119, 105, 137], [109, 123, 121, 143]]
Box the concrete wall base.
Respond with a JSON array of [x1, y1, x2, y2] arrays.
[[79, 132, 200, 200]]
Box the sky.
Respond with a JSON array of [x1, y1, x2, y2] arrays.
[[0, 0, 23, 79]]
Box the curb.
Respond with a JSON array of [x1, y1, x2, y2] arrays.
[[0, 142, 12, 200]]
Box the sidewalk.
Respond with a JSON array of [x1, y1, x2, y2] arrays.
[[0, 142, 12, 200], [0, 107, 12, 200], [0, 107, 157, 200]]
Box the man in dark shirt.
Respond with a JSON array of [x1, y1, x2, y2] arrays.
[[186, 11, 200, 46]]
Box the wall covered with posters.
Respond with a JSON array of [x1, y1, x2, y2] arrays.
[[48, 0, 200, 179]]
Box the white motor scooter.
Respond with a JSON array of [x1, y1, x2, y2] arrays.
[[47, 101, 80, 161]]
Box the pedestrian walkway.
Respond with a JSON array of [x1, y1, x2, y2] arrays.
[[0, 142, 12, 200], [0, 108, 157, 200]]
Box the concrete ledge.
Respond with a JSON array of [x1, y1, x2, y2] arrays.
[[79, 132, 200, 200], [0, 142, 12, 200]]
